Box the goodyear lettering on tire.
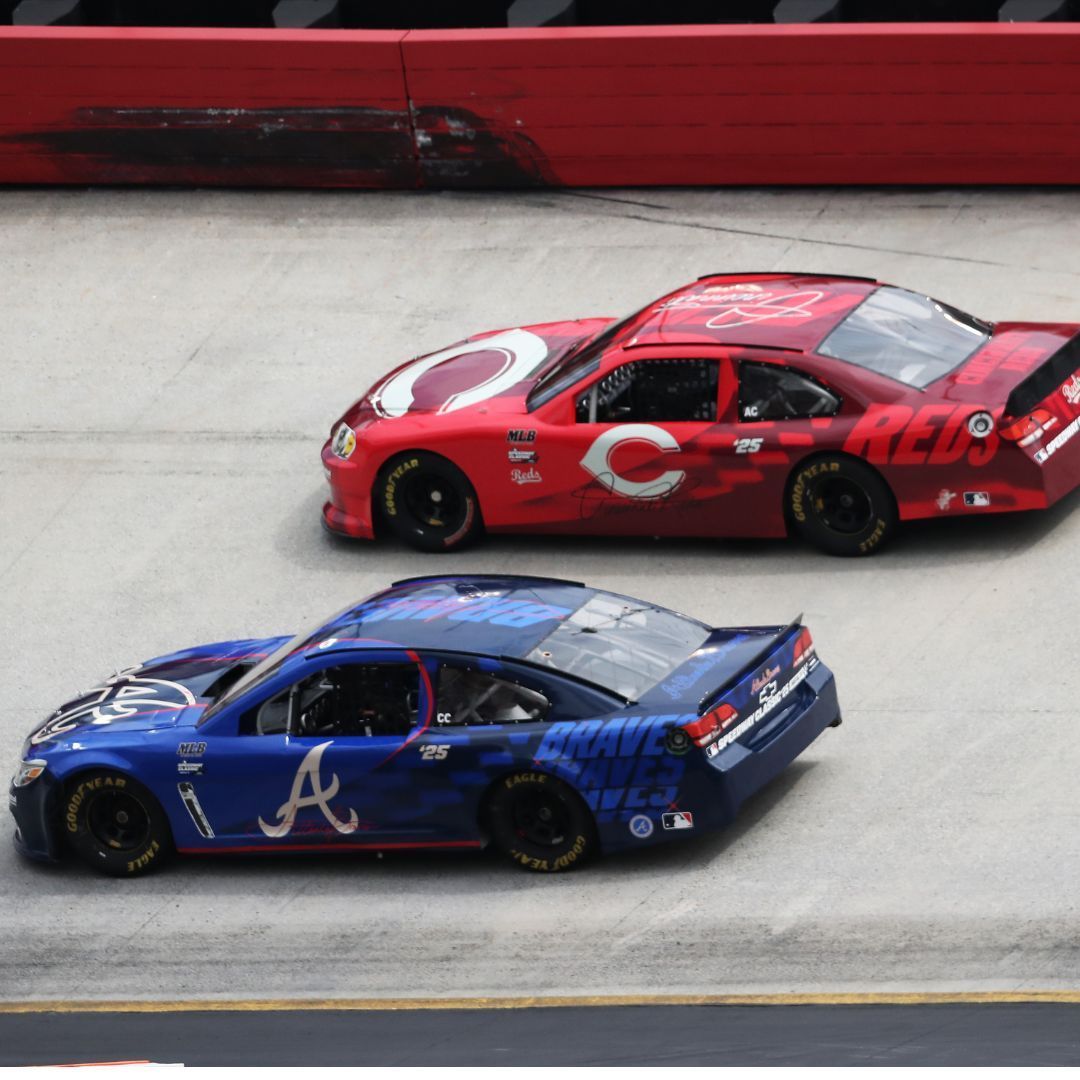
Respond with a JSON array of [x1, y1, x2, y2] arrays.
[[383, 457, 419, 518], [66, 775, 127, 834], [790, 461, 839, 524]]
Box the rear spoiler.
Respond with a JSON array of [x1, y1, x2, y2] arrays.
[[1005, 333, 1080, 418], [697, 614, 803, 715]]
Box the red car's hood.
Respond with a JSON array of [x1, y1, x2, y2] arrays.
[[344, 317, 612, 423], [937, 322, 1080, 404]]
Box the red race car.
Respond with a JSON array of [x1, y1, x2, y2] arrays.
[[322, 273, 1080, 556]]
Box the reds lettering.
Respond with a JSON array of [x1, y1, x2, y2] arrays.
[[843, 404, 999, 467]]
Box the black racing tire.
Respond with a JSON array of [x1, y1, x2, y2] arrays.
[[63, 770, 173, 877], [377, 451, 483, 553], [787, 455, 898, 557], [485, 772, 597, 873]]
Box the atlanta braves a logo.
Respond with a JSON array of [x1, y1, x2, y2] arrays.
[[30, 673, 197, 745], [258, 741, 359, 838]]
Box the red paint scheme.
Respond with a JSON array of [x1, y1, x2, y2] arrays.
[[322, 273, 1080, 547]]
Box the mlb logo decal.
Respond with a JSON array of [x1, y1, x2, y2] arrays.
[[662, 811, 695, 831], [963, 491, 991, 507]]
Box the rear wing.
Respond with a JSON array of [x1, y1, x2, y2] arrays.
[[698, 615, 803, 715], [1005, 333, 1080, 418]]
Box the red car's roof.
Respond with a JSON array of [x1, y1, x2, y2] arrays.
[[622, 273, 878, 353]]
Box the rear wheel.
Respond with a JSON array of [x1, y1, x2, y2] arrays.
[[788, 455, 897, 557], [377, 451, 483, 552], [486, 772, 597, 872], [64, 771, 172, 877]]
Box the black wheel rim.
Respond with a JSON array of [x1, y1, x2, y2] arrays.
[[401, 472, 464, 533], [86, 789, 151, 852], [810, 475, 874, 536], [512, 789, 571, 848]]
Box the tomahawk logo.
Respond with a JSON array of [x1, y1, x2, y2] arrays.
[[580, 424, 685, 500], [30, 674, 197, 745], [371, 328, 548, 418], [258, 741, 359, 838], [703, 290, 825, 330]]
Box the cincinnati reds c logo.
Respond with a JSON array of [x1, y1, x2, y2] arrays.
[[258, 741, 359, 838], [579, 424, 685, 500], [371, 328, 549, 418]]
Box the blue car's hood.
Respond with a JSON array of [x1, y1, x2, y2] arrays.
[[27, 636, 286, 749]]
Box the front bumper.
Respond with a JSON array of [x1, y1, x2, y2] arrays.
[[322, 441, 376, 540], [9, 771, 62, 863]]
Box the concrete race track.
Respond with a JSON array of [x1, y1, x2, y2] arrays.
[[3, 187, 1080, 1014]]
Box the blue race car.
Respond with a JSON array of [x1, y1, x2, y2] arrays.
[[10, 576, 841, 876]]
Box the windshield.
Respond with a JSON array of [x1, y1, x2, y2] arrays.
[[817, 287, 991, 389], [526, 311, 639, 410], [525, 592, 709, 700], [197, 602, 358, 724]]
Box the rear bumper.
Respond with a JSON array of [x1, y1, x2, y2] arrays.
[[712, 661, 840, 816], [9, 772, 62, 863]]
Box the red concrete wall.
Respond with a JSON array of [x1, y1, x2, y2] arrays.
[[0, 27, 414, 186], [2, 23, 1080, 187], [404, 24, 1080, 186]]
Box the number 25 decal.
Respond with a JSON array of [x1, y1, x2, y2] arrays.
[[734, 437, 763, 455], [420, 744, 450, 761]]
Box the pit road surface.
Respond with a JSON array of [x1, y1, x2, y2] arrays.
[[2, 188, 1080, 1003]]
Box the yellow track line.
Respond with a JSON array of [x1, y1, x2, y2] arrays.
[[4, 991, 1080, 1014]]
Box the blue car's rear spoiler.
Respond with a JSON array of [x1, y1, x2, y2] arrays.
[[697, 614, 803, 715]]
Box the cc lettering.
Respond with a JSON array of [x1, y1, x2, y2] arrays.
[[580, 424, 685, 500]]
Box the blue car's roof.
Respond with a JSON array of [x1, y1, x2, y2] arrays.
[[305, 576, 595, 659]]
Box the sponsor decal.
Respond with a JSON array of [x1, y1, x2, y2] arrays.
[[371, 329, 548, 418], [656, 287, 824, 329], [507, 448, 537, 464], [580, 424, 685, 501], [511, 466, 542, 485], [258, 741, 359, 838], [32, 675, 197, 746], [177, 761, 203, 776], [662, 811, 694, 831], [751, 665, 780, 695], [351, 593, 572, 629], [1035, 414, 1080, 464], [936, 489, 957, 511], [177, 742, 206, 757], [963, 491, 991, 507], [1063, 373, 1080, 406], [178, 781, 215, 838], [629, 814, 654, 839], [507, 429, 537, 443], [757, 680, 778, 703], [331, 423, 356, 460], [706, 662, 813, 759]]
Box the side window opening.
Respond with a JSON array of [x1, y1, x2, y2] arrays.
[[243, 664, 419, 737], [738, 361, 840, 422], [576, 358, 719, 423], [435, 666, 550, 726]]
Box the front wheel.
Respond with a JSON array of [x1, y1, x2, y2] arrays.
[[788, 456, 898, 557], [64, 771, 173, 877], [486, 772, 597, 872], [377, 451, 483, 552]]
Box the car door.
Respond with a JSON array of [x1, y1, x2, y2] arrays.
[[724, 356, 846, 531], [187, 650, 450, 849], [533, 349, 738, 537]]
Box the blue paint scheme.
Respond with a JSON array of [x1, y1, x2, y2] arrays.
[[9, 575, 841, 867]]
